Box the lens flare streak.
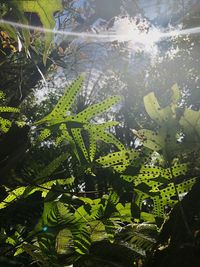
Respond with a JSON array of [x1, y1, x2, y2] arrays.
[[0, 18, 200, 51]]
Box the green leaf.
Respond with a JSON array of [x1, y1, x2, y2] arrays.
[[89, 221, 107, 242], [120, 223, 157, 254], [37, 128, 51, 142], [88, 132, 96, 162], [26, 176, 75, 198], [104, 219, 117, 241], [140, 212, 156, 223], [96, 130, 125, 151], [76, 95, 122, 122], [134, 189, 152, 212], [142, 88, 182, 159], [97, 150, 139, 172], [0, 91, 5, 100], [85, 122, 124, 161], [179, 108, 200, 146], [151, 177, 197, 218], [14, 247, 24, 256], [151, 196, 165, 217], [71, 128, 89, 162], [12, 0, 63, 64], [0, 106, 20, 113], [73, 225, 91, 254], [0, 117, 11, 133], [0, 187, 26, 209], [171, 163, 188, 178], [144, 92, 165, 125], [116, 203, 132, 222], [136, 129, 163, 151], [0, 98, 20, 133], [171, 83, 181, 104], [35, 76, 84, 125], [159, 178, 197, 201], [0, 176, 75, 210], [37, 152, 69, 182], [121, 163, 188, 191]]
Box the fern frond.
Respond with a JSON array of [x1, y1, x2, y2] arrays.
[[0, 117, 11, 133], [35, 76, 84, 125], [37, 128, 51, 142], [96, 150, 139, 173], [0, 187, 26, 209], [71, 128, 89, 162], [118, 223, 157, 255], [37, 152, 69, 182], [76, 95, 122, 122], [0, 177, 75, 210], [0, 106, 20, 113]]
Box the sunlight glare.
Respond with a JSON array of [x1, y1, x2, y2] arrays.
[[111, 16, 164, 53]]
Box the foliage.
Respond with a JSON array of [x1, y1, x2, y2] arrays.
[[1, 190, 157, 267], [1, 80, 199, 266], [35, 75, 124, 165], [0, 2, 200, 267], [97, 84, 200, 223], [0, 0, 63, 64], [0, 90, 20, 133]]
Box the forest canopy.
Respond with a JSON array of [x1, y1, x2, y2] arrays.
[[0, 1, 200, 267]]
